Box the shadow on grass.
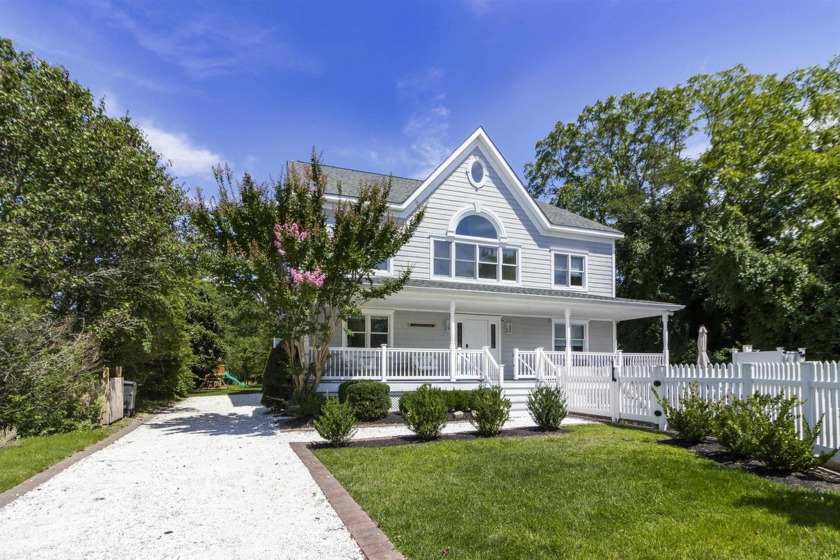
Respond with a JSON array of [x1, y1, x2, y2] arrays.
[[146, 409, 277, 438], [736, 490, 840, 530]]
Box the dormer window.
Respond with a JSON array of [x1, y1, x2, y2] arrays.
[[433, 213, 518, 283]]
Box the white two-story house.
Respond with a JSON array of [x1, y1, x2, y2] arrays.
[[299, 128, 683, 408]]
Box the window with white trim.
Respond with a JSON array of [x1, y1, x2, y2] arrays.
[[373, 259, 390, 274], [346, 315, 390, 348], [433, 215, 518, 283], [554, 323, 586, 352], [553, 253, 586, 289]]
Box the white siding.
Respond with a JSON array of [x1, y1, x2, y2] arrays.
[[391, 147, 614, 296]]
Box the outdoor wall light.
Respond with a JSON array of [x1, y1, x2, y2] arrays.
[[506, 322, 513, 335]]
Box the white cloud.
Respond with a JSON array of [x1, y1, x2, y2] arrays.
[[91, 1, 316, 79], [397, 68, 453, 178], [140, 121, 222, 178]]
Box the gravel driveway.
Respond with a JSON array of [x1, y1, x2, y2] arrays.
[[0, 393, 586, 559]]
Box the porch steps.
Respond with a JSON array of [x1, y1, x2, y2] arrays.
[[502, 385, 532, 414]]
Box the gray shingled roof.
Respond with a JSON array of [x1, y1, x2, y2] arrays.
[[400, 279, 681, 308], [288, 161, 420, 204], [289, 161, 622, 235], [534, 201, 622, 234]]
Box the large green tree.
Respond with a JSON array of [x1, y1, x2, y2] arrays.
[[192, 156, 424, 398], [0, 38, 194, 397], [527, 58, 840, 360]]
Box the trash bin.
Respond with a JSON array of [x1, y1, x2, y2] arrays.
[[123, 381, 139, 417]]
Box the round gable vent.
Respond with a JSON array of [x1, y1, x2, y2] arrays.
[[467, 157, 487, 188]]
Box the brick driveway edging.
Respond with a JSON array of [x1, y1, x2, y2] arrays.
[[290, 442, 404, 560]]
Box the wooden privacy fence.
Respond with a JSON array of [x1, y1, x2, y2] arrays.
[[98, 366, 124, 425], [555, 359, 840, 455]]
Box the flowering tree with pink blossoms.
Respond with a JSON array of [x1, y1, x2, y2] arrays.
[[193, 152, 424, 399]]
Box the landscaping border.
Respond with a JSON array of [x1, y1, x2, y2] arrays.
[[0, 412, 155, 508], [290, 442, 404, 560]]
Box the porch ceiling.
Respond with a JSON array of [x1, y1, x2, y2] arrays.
[[364, 281, 683, 322]]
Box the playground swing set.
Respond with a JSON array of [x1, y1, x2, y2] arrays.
[[198, 363, 248, 390]]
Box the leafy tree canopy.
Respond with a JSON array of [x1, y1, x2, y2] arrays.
[[191, 155, 425, 397], [527, 57, 840, 360]]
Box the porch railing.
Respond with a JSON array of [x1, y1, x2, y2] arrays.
[[318, 346, 502, 385]]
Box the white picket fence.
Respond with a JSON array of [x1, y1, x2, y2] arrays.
[[552, 359, 840, 455]]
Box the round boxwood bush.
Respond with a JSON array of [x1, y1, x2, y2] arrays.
[[313, 396, 358, 447], [527, 384, 567, 431], [399, 384, 448, 440], [470, 386, 511, 437], [342, 380, 391, 421]]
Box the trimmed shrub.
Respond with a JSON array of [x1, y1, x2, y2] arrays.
[[400, 384, 448, 440], [337, 380, 364, 404], [313, 397, 358, 447], [442, 389, 478, 412], [290, 392, 325, 418], [714, 391, 836, 472], [470, 386, 511, 437], [527, 384, 567, 431], [261, 343, 294, 411], [653, 382, 715, 444], [343, 381, 391, 421]]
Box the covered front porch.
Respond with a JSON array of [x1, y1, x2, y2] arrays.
[[316, 282, 681, 390]]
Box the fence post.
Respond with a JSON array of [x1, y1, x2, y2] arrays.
[[801, 362, 816, 430], [513, 348, 519, 380], [651, 365, 667, 431], [380, 344, 388, 382], [535, 347, 545, 383], [741, 363, 753, 399], [450, 344, 458, 382], [499, 365, 505, 388], [610, 350, 622, 423]]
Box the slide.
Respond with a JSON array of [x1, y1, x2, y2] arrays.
[[224, 371, 248, 387]]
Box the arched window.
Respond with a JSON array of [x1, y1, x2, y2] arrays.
[[455, 215, 497, 238], [434, 213, 517, 282]]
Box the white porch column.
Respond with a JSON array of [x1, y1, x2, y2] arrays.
[[564, 308, 572, 371], [449, 301, 457, 381], [661, 312, 670, 370]]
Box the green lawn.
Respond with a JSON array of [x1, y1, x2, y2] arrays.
[[0, 419, 130, 493], [315, 423, 840, 560]]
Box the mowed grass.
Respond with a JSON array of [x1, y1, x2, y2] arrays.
[[315, 423, 840, 560], [0, 419, 130, 493]]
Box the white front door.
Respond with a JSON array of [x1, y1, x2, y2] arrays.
[[461, 319, 489, 350], [456, 314, 501, 363]]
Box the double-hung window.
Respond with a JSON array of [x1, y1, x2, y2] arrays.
[[346, 315, 390, 348], [554, 323, 586, 352], [553, 253, 586, 289], [433, 214, 518, 283]]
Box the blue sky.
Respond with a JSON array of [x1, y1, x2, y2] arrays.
[[3, 0, 838, 195]]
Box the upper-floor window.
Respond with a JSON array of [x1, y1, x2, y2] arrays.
[[456, 215, 496, 238], [553, 253, 586, 289], [434, 214, 517, 282]]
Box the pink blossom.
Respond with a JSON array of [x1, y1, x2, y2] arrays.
[[289, 266, 325, 288]]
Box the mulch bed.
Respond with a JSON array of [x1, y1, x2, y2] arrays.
[[309, 425, 566, 450], [275, 411, 469, 431], [661, 437, 840, 493]]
